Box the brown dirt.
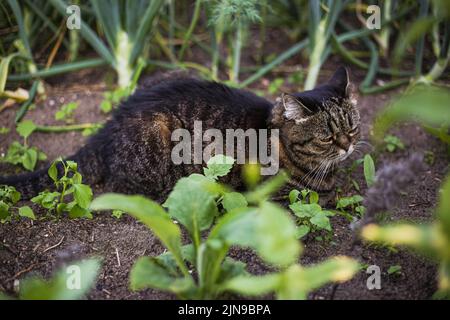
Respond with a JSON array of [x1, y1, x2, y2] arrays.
[[0, 58, 448, 300]]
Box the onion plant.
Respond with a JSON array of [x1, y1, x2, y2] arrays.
[[304, 0, 343, 90], [49, 0, 164, 89]]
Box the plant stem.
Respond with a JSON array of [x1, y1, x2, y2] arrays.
[[178, 0, 202, 60], [15, 80, 38, 123], [231, 20, 243, 84], [35, 123, 101, 133]]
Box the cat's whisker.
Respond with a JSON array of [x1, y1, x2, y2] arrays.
[[307, 160, 328, 189], [302, 159, 327, 187], [355, 140, 374, 151]]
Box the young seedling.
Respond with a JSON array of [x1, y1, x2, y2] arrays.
[[384, 134, 405, 152], [288, 189, 335, 240], [100, 87, 132, 114], [54, 101, 79, 123], [0, 185, 35, 223], [336, 194, 365, 219], [31, 158, 93, 219], [387, 265, 402, 276], [1, 120, 47, 171], [91, 155, 359, 299]]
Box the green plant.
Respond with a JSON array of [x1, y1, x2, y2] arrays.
[[55, 101, 78, 123], [336, 194, 365, 220], [207, 0, 263, 83], [99, 86, 132, 114], [0, 258, 100, 300], [384, 134, 405, 153], [0, 127, 10, 134], [288, 189, 335, 240], [304, 0, 343, 90], [1, 120, 46, 171], [31, 158, 93, 219], [363, 154, 376, 188], [48, 0, 162, 89], [91, 155, 359, 299], [387, 265, 402, 276], [0, 185, 35, 223]]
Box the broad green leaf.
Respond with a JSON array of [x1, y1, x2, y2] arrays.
[[255, 202, 301, 266], [66, 161, 78, 171], [211, 203, 301, 267], [310, 211, 331, 231], [309, 191, 319, 204], [289, 203, 321, 218], [0, 201, 10, 220], [203, 154, 235, 180], [289, 189, 300, 204], [22, 148, 37, 171], [31, 191, 60, 210], [163, 174, 219, 241], [336, 195, 364, 209], [91, 194, 187, 275], [222, 273, 281, 297], [69, 204, 93, 219], [18, 206, 35, 220], [222, 192, 247, 212], [48, 161, 58, 182], [130, 257, 194, 295], [373, 85, 450, 141], [16, 120, 36, 139], [276, 257, 360, 299], [363, 154, 375, 187], [209, 207, 259, 247], [296, 225, 310, 239], [73, 184, 93, 209], [19, 258, 100, 300]]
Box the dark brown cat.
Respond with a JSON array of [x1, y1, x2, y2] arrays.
[[0, 67, 360, 202]]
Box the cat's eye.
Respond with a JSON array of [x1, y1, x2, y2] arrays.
[[348, 127, 359, 136], [321, 136, 334, 144]]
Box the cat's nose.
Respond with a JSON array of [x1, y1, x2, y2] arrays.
[[336, 134, 351, 151]]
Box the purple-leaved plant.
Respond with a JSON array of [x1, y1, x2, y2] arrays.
[[353, 153, 425, 230]]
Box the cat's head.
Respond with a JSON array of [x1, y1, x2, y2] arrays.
[[271, 66, 360, 176]]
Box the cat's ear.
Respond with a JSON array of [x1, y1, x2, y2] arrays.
[[280, 93, 312, 123], [328, 66, 350, 97]]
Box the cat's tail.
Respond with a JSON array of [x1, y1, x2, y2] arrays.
[[0, 144, 105, 200], [0, 167, 52, 199]]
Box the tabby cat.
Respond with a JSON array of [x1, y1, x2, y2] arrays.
[[0, 66, 360, 202]]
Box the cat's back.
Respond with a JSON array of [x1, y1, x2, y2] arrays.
[[113, 78, 273, 128]]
